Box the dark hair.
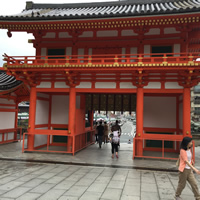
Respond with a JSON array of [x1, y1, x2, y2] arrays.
[[180, 137, 192, 150], [116, 120, 119, 124], [104, 121, 107, 124]]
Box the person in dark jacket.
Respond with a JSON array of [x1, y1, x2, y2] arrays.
[[96, 121, 104, 148]]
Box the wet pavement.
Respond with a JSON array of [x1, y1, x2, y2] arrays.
[[0, 141, 200, 199], [0, 160, 199, 200]]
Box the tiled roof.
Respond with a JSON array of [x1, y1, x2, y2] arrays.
[[0, 0, 200, 21], [0, 71, 22, 91]]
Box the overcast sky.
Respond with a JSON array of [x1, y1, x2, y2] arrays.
[[0, 0, 118, 67]]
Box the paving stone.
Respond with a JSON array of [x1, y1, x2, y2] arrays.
[[107, 180, 125, 189], [141, 191, 160, 200], [0, 177, 17, 185], [112, 174, 126, 181], [30, 183, 54, 194], [37, 173, 57, 179], [58, 196, 78, 200], [0, 181, 24, 191], [45, 176, 65, 184], [16, 192, 41, 200], [65, 174, 85, 181], [121, 195, 140, 200], [95, 176, 111, 184], [21, 178, 45, 188], [83, 173, 99, 180], [127, 171, 141, 179], [87, 183, 107, 193], [125, 178, 140, 186], [2, 187, 31, 198], [79, 192, 102, 200], [0, 190, 7, 195], [101, 188, 122, 200], [122, 185, 140, 196], [37, 189, 66, 200], [156, 180, 174, 189], [17, 174, 39, 182], [75, 178, 94, 186], [158, 188, 175, 199], [64, 186, 88, 197], [141, 183, 157, 192], [54, 180, 76, 190]]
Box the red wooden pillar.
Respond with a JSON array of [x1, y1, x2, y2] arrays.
[[27, 86, 36, 150], [136, 87, 144, 156], [183, 87, 191, 137], [68, 87, 76, 153], [14, 101, 19, 140]]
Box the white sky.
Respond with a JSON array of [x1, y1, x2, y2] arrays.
[[0, 0, 118, 67]]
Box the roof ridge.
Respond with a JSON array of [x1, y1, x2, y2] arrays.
[[26, 0, 187, 10]]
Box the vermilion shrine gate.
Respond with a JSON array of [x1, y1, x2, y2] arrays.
[[0, 0, 200, 159]]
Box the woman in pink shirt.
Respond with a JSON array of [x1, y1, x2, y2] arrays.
[[175, 137, 200, 200]]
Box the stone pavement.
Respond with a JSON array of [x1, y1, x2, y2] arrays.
[[1, 141, 200, 199], [0, 160, 199, 200]]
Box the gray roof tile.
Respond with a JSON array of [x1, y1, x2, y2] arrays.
[[0, 0, 199, 21], [0, 71, 22, 91]]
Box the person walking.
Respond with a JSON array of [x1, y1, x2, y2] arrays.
[[174, 137, 200, 200], [96, 121, 104, 148], [103, 121, 109, 143], [111, 120, 122, 147], [110, 130, 120, 158]]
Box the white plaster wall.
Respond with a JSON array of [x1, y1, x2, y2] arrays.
[[95, 82, 116, 88], [59, 32, 72, 38], [36, 82, 51, 88], [144, 82, 161, 89], [165, 82, 183, 89], [144, 96, 176, 128], [120, 82, 137, 89], [145, 28, 160, 35], [164, 27, 180, 34], [144, 45, 150, 57], [179, 102, 183, 129], [35, 100, 49, 125], [121, 30, 138, 36], [79, 31, 93, 37], [76, 82, 92, 88], [43, 32, 56, 38], [97, 30, 118, 37], [76, 96, 80, 109], [174, 44, 180, 56], [0, 112, 15, 129], [51, 95, 69, 124], [55, 82, 69, 88], [0, 99, 15, 104], [41, 48, 47, 57], [66, 47, 72, 56], [34, 134, 48, 148]]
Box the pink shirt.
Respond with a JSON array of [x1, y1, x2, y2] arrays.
[[179, 149, 192, 172]]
